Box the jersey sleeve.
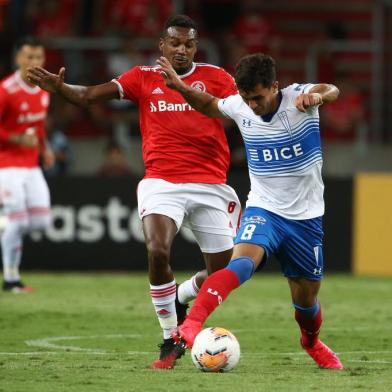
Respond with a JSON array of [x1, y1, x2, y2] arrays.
[[0, 86, 10, 143], [294, 83, 315, 94], [287, 83, 316, 99], [112, 66, 142, 103], [217, 68, 237, 98], [217, 94, 240, 119], [284, 83, 318, 109]]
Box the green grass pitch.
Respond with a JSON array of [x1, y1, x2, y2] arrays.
[[1, 272, 392, 391]]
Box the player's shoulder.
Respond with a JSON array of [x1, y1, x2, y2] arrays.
[[195, 62, 222, 71], [0, 73, 19, 94], [195, 63, 231, 76], [282, 83, 314, 95], [119, 65, 161, 79], [219, 93, 243, 113], [137, 65, 162, 73]]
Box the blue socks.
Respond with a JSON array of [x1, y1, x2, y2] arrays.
[[293, 301, 320, 319], [226, 257, 255, 285]]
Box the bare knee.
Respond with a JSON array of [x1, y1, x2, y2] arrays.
[[288, 278, 320, 307], [146, 239, 171, 270]]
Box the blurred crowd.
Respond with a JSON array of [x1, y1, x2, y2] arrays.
[[0, 0, 370, 175]]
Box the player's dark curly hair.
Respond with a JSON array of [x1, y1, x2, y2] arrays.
[[234, 53, 276, 92], [162, 15, 198, 36], [15, 36, 44, 51]]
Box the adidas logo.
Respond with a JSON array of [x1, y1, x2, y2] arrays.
[[152, 87, 164, 94]]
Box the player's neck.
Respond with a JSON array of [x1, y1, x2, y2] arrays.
[[18, 70, 34, 87], [176, 64, 193, 76], [269, 92, 280, 114]]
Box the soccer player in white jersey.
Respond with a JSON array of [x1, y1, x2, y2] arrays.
[[158, 53, 343, 369], [0, 37, 54, 293], [27, 15, 241, 369]]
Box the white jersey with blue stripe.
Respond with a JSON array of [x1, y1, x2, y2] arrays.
[[218, 83, 324, 220]]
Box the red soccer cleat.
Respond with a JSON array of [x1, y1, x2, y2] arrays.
[[172, 319, 202, 349], [150, 338, 185, 370], [301, 339, 344, 370]]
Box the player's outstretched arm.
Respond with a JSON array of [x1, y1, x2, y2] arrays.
[[156, 57, 224, 118], [295, 83, 339, 112], [27, 66, 119, 107]]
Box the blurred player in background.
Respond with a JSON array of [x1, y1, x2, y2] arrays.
[[158, 53, 343, 370], [0, 37, 54, 293], [27, 15, 241, 369]]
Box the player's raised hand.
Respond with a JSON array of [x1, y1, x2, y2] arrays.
[[9, 127, 38, 148], [295, 93, 323, 112], [27, 66, 65, 93], [19, 133, 38, 148], [156, 57, 185, 91]]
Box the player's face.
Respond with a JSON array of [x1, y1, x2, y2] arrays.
[[159, 26, 197, 74], [16, 45, 45, 82], [239, 82, 279, 116]]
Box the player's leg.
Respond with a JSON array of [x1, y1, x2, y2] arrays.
[[177, 183, 241, 309], [177, 269, 206, 306], [174, 242, 263, 347], [176, 233, 234, 323], [25, 168, 51, 233], [143, 213, 178, 333], [280, 216, 343, 369], [175, 207, 274, 347], [138, 179, 192, 369], [143, 213, 186, 368], [288, 277, 343, 369], [176, 269, 207, 325], [0, 169, 30, 293], [288, 277, 322, 348]]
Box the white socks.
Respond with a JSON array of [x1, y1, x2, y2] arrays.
[[1, 217, 28, 282], [177, 274, 199, 305], [150, 280, 177, 339]]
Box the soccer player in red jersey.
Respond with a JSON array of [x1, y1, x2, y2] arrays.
[[27, 15, 241, 369], [0, 37, 54, 293]]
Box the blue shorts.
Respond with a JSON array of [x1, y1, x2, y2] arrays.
[[234, 207, 324, 280]]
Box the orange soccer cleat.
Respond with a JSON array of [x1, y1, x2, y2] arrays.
[[301, 339, 344, 370], [172, 319, 202, 349]]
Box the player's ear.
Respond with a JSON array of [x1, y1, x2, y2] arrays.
[[273, 81, 279, 92], [158, 38, 164, 53]]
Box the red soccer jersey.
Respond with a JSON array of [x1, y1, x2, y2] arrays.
[[114, 63, 237, 184], [0, 71, 50, 168]]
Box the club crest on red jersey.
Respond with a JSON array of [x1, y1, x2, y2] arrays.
[[191, 81, 206, 92]]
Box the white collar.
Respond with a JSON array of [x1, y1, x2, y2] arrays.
[[15, 70, 41, 94]]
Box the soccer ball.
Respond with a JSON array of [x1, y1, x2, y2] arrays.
[[191, 327, 240, 372]]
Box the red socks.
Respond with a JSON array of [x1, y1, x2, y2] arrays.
[[187, 268, 240, 324], [295, 306, 322, 348], [186, 267, 323, 350]]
